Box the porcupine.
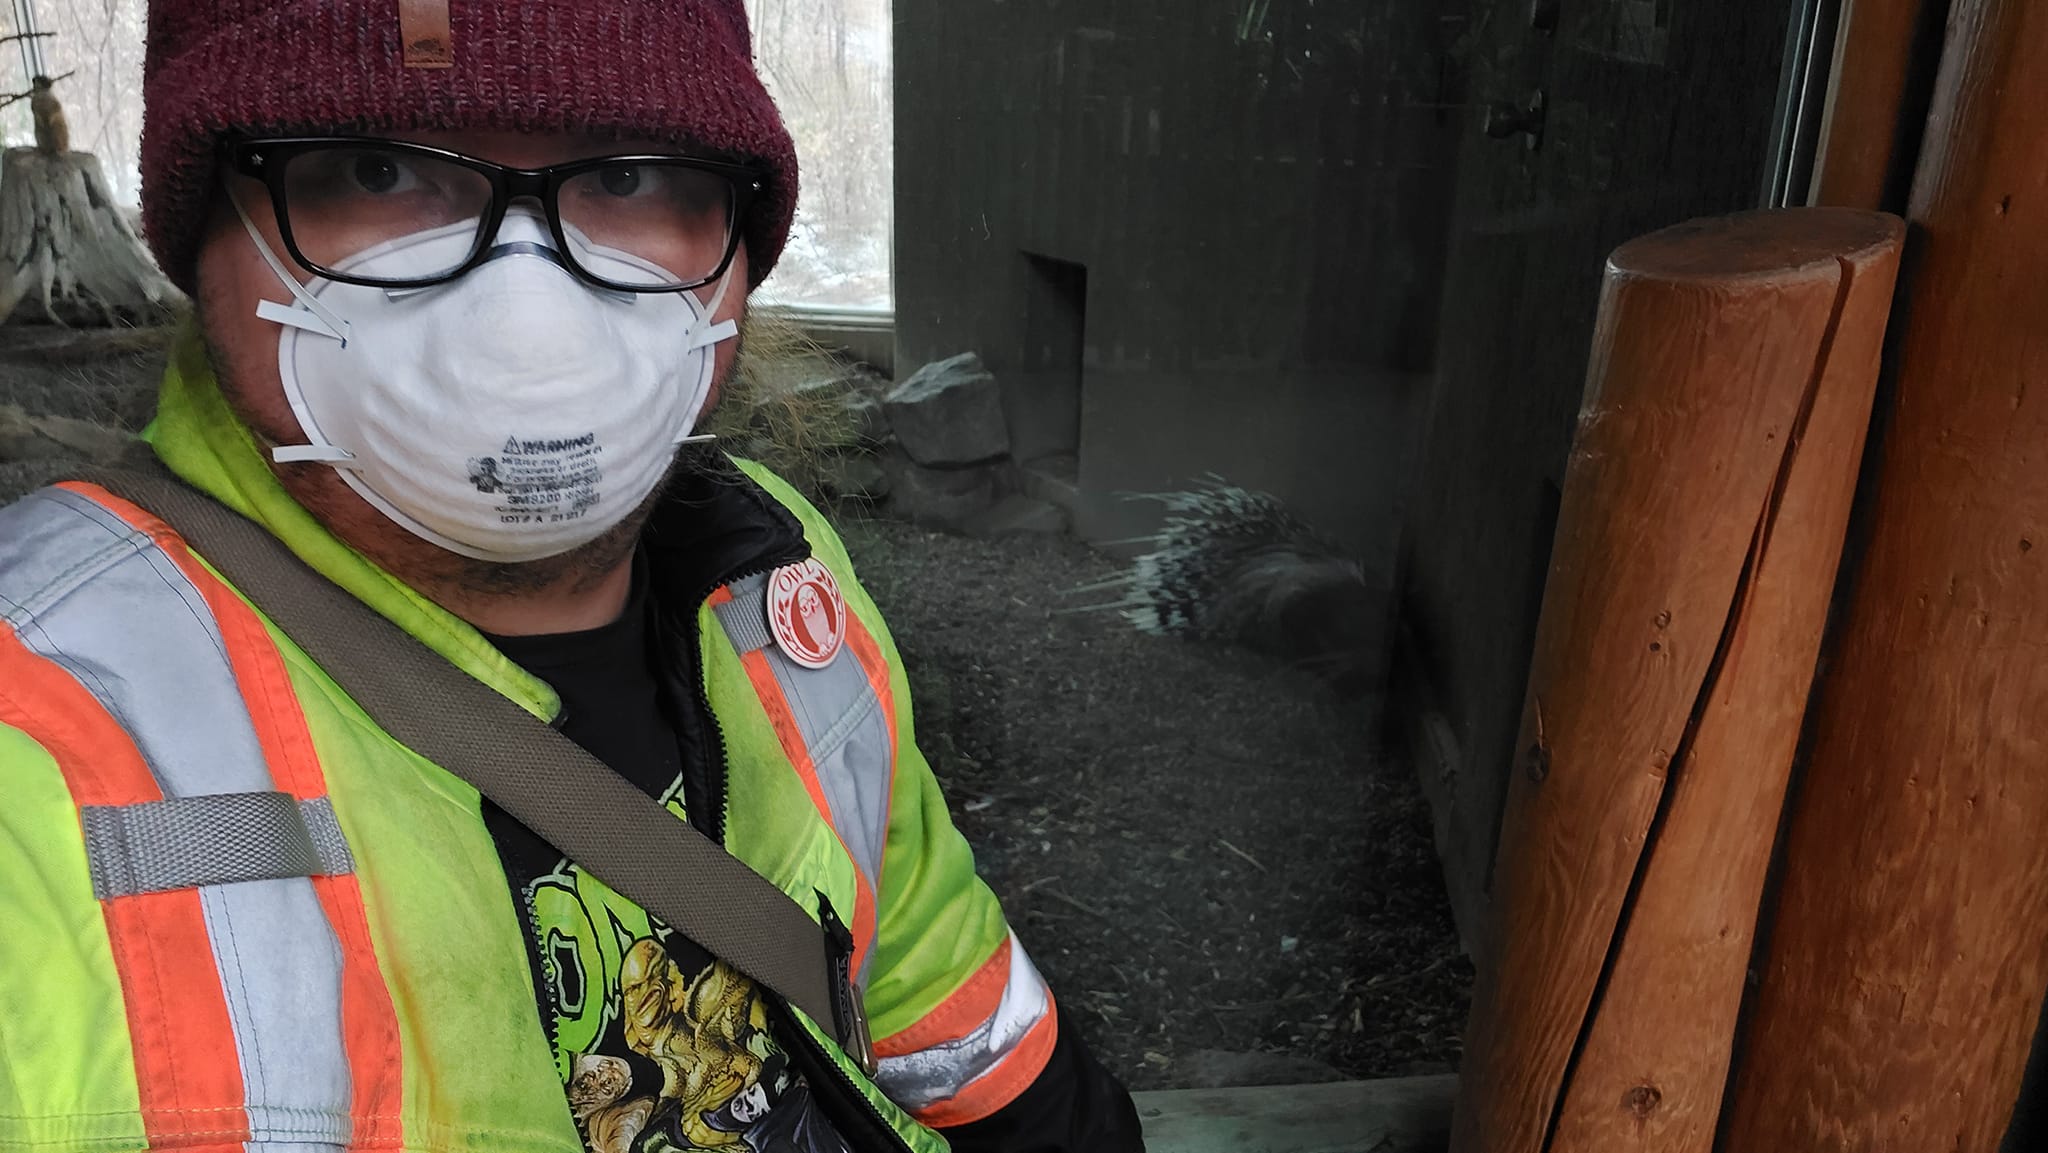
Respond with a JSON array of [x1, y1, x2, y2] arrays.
[[1077, 480, 1387, 693]]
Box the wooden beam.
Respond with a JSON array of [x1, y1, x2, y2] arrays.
[[1810, 0, 1946, 210], [1720, 2, 2048, 1147], [1449, 208, 1903, 1153], [1133, 1077, 1456, 1153]]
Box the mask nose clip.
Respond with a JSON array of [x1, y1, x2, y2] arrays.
[[409, 214, 640, 305]]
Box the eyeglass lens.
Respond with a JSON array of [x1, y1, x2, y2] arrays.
[[275, 144, 737, 289]]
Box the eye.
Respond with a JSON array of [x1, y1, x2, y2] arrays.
[[346, 151, 421, 195], [597, 165, 645, 197]]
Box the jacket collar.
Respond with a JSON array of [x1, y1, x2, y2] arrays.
[[142, 321, 808, 720], [641, 454, 811, 603]]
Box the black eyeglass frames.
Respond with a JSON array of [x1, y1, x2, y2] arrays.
[[227, 136, 764, 294]]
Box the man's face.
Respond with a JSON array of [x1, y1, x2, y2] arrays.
[[728, 1082, 770, 1124], [191, 129, 750, 592]]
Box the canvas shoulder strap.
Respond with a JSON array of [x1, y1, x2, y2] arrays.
[[69, 463, 869, 1066]]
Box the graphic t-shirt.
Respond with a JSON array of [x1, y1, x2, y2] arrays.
[[481, 562, 855, 1153]]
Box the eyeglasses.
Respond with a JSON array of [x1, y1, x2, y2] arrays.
[[227, 137, 764, 293]]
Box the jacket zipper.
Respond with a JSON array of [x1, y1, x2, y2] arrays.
[[674, 553, 791, 842]]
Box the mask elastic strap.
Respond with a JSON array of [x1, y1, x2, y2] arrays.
[[684, 265, 740, 353], [228, 186, 360, 466], [228, 186, 353, 347], [674, 269, 741, 448], [667, 267, 740, 448]]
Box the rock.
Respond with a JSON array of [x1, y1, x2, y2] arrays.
[[885, 352, 1009, 467], [961, 495, 1068, 539], [819, 454, 891, 504], [0, 403, 55, 463], [0, 403, 141, 472], [794, 369, 892, 451], [30, 411, 138, 463], [834, 389, 890, 450], [1175, 1049, 1354, 1090], [808, 362, 890, 400], [881, 448, 1000, 529]]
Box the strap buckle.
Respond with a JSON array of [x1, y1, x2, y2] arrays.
[[818, 893, 878, 1077]]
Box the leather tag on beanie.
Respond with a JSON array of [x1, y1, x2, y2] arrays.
[[399, 0, 454, 68]]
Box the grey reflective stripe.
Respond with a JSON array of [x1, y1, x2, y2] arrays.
[[0, 486, 357, 1146], [0, 487, 267, 796], [0, 485, 167, 631], [80, 792, 355, 900], [873, 932, 1054, 1110], [713, 571, 894, 982], [758, 640, 894, 889], [201, 877, 353, 1147], [713, 572, 775, 653]]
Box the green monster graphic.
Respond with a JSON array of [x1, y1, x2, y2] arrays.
[[529, 863, 787, 1153]]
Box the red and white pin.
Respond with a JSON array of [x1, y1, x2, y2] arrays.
[[767, 559, 847, 669]]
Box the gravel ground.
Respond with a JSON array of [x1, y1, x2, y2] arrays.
[[832, 514, 1471, 1090]]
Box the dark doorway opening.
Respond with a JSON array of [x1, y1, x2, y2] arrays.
[[1015, 252, 1087, 469]]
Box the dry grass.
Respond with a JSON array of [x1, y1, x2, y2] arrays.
[[708, 307, 870, 499]]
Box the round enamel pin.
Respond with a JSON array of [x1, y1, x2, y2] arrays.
[[768, 559, 847, 669]]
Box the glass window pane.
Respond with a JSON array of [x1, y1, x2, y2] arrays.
[[743, 0, 894, 312]]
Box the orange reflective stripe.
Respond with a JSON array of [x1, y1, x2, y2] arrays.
[[873, 936, 1013, 1058], [0, 625, 158, 811], [61, 482, 408, 1149], [738, 649, 838, 823], [101, 892, 255, 1148], [0, 629, 251, 1146], [847, 875, 878, 988], [918, 993, 1060, 1129], [314, 881, 406, 1149], [713, 583, 880, 977]]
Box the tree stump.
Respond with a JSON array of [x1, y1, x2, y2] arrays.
[[0, 146, 182, 326]]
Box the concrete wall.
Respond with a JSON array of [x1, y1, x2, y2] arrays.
[[893, 0, 1466, 561]]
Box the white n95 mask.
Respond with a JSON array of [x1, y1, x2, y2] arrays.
[[235, 200, 738, 564]]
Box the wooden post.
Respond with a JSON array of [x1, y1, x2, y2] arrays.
[[1809, 0, 1946, 210], [1720, 2, 2048, 1147], [1449, 209, 1903, 1153]]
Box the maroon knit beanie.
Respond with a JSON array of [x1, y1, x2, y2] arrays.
[[141, 0, 799, 294]]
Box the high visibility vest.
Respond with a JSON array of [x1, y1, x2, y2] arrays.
[[0, 444, 1055, 1149]]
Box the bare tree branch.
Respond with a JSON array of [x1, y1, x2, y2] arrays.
[[0, 68, 73, 110], [0, 31, 56, 49]]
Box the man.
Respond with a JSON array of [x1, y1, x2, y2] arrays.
[[0, 3, 1143, 1151]]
